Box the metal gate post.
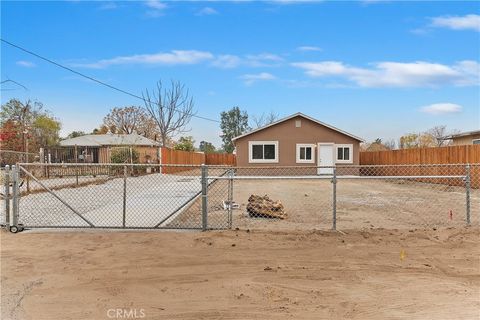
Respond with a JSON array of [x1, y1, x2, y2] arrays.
[[11, 165, 19, 231], [332, 167, 337, 230], [465, 164, 471, 226], [122, 165, 127, 228], [227, 168, 233, 229], [4, 165, 10, 227], [201, 164, 208, 231]]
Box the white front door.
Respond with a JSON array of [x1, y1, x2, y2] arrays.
[[317, 143, 334, 174]]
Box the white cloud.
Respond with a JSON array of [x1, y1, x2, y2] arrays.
[[211, 55, 242, 69], [196, 7, 218, 16], [291, 60, 480, 87], [244, 53, 284, 67], [420, 103, 463, 115], [431, 14, 480, 32], [211, 52, 283, 69], [16, 60, 36, 68], [144, 0, 167, 17], [98, 1, 118, 10], [240, 72, 276, 85], [145, 0, 166, 10], [297, 46, 322, 52], [73, 50, 214, 68]]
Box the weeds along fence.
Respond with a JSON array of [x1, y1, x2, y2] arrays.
[[1, 163, 477, 232]]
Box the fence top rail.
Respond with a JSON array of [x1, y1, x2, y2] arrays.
[[15, 162, 478, 168], [208, 175, 467, 180], [17, 162, 234, 168], [227, 164, 476, 169]]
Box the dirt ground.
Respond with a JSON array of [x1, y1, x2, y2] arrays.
[[228, 179, 478, 230], [1, 227, 479, 320]]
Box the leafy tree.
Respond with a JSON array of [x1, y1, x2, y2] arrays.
[[66, 131, 86, 139], [33, 115, 61, 147], [220, 106, 249, 153], [92, 125, 110, 135], [174, 136, 195, 152], [103, 106, 159, 139], [110, 148, 139, 164], [0, 98, 61, 152], [399, 133, 419, 149], [199, 140, 216, 153]]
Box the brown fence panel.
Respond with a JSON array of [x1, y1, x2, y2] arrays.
[[360, 145, 480, 188], [161, 148, 205, 174], [205, 153, 236, 166], [360, 145, 480, 165]]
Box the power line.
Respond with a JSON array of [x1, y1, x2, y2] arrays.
[[0, 38, 220, 123], [1, 78, 28, 91]]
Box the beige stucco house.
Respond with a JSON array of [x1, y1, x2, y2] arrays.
[[233, 113, 363, 173], [445, 130, 480, 146]]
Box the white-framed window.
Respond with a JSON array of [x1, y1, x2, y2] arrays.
[[296, 144, 315, 163], [248, 141, 279, 163], [473, 139, 480, 145], [335, 144, 353, 163]]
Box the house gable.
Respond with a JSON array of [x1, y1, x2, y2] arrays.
[[233, 113, 363, 143]]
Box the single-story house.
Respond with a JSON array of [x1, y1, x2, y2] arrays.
[[49, 133, 160, 163], [233, 112, 363, 173], [444, 130, 480, 146]]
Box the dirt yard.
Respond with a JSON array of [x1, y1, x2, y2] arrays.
[[227, 179, 478, 230], [1, 227, 479, 320]]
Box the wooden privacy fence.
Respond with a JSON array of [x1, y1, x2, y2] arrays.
[[205, 153, 236, 166], [360, 145, 480, 165], [160, 148, 236, 174], [360, 145, 480, 188]]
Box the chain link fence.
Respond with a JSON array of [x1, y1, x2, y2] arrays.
[[1, 163, 477, 232], [208, 164, 478, 231]]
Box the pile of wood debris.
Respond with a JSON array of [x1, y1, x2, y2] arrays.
[[246, 194, 287, 219]]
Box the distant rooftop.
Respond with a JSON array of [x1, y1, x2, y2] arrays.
[[444, 130, 480, 140], [60, 133, 160, 147]]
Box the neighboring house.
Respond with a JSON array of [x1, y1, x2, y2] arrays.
[[444, 130, 480, 146], [233, 112, 363, 173], [53, 133, 160, 163]]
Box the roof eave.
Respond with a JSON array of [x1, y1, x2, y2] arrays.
[[232, 112, 364, 142]]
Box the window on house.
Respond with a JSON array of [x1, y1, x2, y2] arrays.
[[295, 120, 301, 128], [473, 139, 480, 145], [249, 141, 278, 163], [296, 144, 314, 163], [336, 144, 353, 163]]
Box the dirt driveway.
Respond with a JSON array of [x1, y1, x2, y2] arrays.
[[1, 227, 479, 320]]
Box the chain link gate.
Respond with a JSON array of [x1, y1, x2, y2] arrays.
[[5, 163, 232, 232]]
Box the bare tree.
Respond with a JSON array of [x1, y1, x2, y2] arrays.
[[383, 139, 396, 150], [251, 111, 279, 129], [142, 81, 196, 147], [426, 125, 449, 147]]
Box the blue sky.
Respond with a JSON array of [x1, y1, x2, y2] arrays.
[[1, 0, 479, 147]]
